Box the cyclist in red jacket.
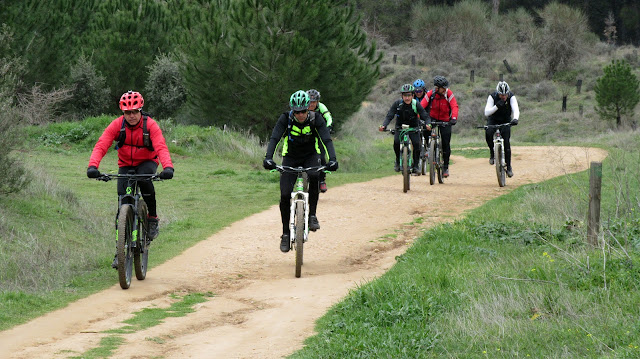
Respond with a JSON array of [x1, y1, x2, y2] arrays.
[[87, 91, 174, 267], [420, 76, 459, 178]]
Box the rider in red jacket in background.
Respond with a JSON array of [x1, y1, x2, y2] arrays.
[[87, 91, 174, 268], [420, 76, 459, 178]]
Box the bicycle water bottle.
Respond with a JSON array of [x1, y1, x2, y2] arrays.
[[295, 177, 304, 192]]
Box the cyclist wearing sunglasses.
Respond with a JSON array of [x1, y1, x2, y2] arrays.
[[413, 79, 427, 102], [87, 91, 174, 267], [263, 90, 339, 252], [420, 76, 459, 178], [379, 84, 431, 173]]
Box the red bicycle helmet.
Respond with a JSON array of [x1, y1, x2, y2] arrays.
[[119, 90, 144, 111]]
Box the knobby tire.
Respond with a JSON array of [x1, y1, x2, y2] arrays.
[[436, 140, 444, 184], [428, 139, 436, 185], [402, 146, 410, 193], [495, 142, 506, 187], [134, 200, 149, 280], [117, 205, 134, 289], [294, 201, 304, 278]]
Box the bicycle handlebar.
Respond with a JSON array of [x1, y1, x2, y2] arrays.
[[95, 173, 162, 182], [430, 121, 451, 127], [272, 165, 327, 174], [476, 123, 512, 130]]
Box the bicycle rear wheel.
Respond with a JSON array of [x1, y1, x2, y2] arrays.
[[134, 200, 149, 280], [116, 205, 134, 289], [428, 139, 436, 185], [495, 143, 506, 187], [436, 141, 444, 184], [402, 146, 410, 192], [294, 201, 304, 278]]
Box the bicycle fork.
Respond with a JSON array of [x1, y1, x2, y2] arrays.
[[494, 131, 506, 168], [289, 193, 309, 243]]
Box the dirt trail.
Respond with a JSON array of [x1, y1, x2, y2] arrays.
[[0, 146, 606, 359]]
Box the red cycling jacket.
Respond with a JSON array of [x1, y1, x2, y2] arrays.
[[88, 116, 173, 169], [420, 88, 459, 122]]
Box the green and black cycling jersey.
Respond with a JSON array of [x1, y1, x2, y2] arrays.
[[265, 110, 337, 162]]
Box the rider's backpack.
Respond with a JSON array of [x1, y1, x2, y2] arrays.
[[115, 110, 154, 151]]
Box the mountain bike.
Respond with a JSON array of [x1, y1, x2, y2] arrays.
[[428, 121, 449, 185], [273, 165, 326, 278], [95, 171, 163, 289], [389, 124, 420, 193], [478, 123, 511, 187]]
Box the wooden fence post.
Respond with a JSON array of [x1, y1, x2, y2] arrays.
[[576, 79, 583, 94], [411, 55, 415, 66], [470, 70, 475, 82], [393, 54, 397, 64], [562, 96, 567, 112], [499, 73, 503, 81], [587, 162, 602, 246], [579, 105, 583, 116]]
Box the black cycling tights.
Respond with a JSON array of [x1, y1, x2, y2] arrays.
[[117, 161, 158, 217], [485, 124, 512, 167], [279, 155, 321, 234]]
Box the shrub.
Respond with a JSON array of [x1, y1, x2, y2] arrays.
[[66, 55, 111, 119], [526, 3, 592, 78], [145, 53, 187, 118]]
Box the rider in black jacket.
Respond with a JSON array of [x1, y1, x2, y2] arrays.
[[263, 90, 338, 253], [380, 84, 431, 173], [484, 81, 520, 178]]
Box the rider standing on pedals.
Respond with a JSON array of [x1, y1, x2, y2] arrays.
[[420, 76, 459, 178], [86, 90, 174, 268], [263, 90, 339, 253], [306, 89, 332, 193], [484, 81, 520, 178], [379, 84, 431, 174]]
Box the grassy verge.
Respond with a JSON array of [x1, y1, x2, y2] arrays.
[[290, 137, 640, 358]]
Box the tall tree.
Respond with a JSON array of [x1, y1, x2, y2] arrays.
[[81, 0, 175, 103], [594, 59, 640, 127], [180, 0, 381, 136]]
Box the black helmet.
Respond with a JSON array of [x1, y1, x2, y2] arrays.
[[306, 89, 321, 101], [434, 76, 449, 88], [400, 83, 415, 94], [496, 81, 510, 95]]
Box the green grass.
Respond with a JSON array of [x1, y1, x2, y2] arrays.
[[290, 136, 640, 358], [66, 292, 209, 359]]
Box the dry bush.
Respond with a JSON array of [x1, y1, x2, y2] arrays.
[[525, 3, 592, 78], [17, 84, 73, 125]]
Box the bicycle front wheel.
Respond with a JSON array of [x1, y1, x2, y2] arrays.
[[134, 200, 149, 280], [436, 141, 444, 184], [117, 205, 134, 289], [495, 143, 506, 187], [402, 146, 410, 193], [428, 139, 436, 185], [294, 201, 304, 278]]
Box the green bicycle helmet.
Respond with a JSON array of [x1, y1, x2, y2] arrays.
[[400, 83, 415, 94], [290, 90, 310, 111]]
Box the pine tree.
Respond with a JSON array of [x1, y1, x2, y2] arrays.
[[594, 59, 640, 127], [180, 0, 381, 136]]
